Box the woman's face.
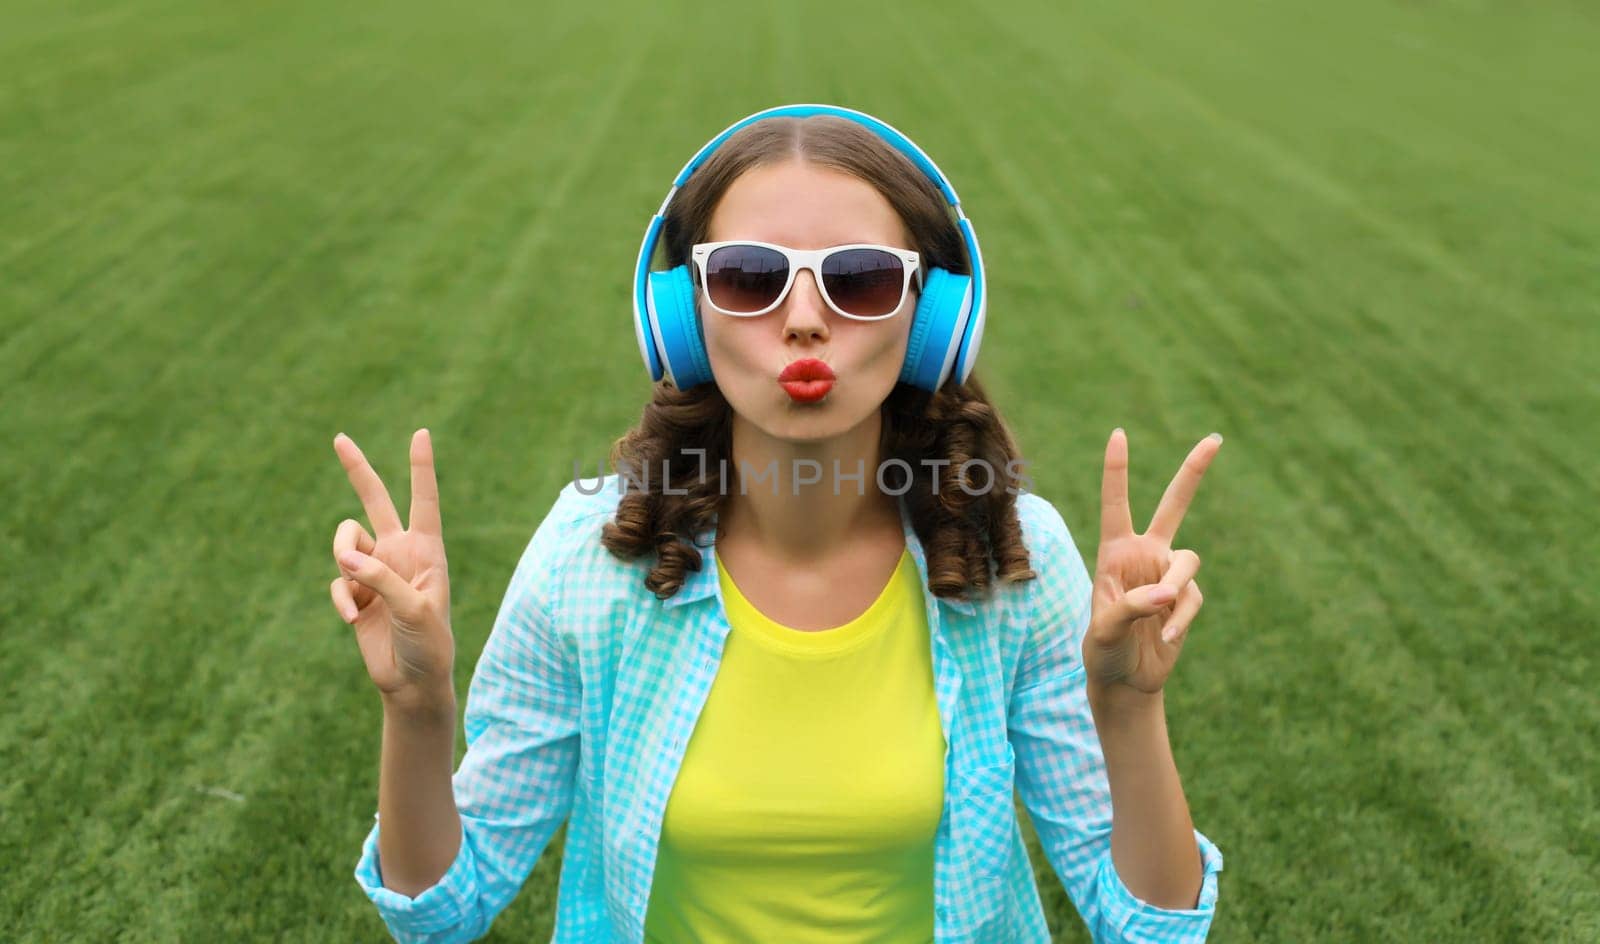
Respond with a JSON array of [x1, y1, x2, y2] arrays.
[[700, 159, 918, 446]]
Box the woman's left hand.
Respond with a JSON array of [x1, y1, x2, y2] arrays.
[[1082, 428, 1223, 697]]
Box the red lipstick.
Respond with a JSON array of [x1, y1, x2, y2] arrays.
[[778, 358, 835, 403]]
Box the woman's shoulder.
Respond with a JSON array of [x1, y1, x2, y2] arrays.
[[515, 473, 650, 608], [1003, 489, 1092, 616], [1010, 488, 1081, 558], [553, 471, 630, 523], [1001, 490, 1095, 657]]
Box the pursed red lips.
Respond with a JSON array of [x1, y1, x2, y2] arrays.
[[778, 358, 835, 403]]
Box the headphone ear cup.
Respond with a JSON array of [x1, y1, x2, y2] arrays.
[[648, 267, 714, 390], [899, 267, 973, 393]]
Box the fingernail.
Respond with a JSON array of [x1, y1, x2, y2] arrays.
[[1161, 624, 1178, 643], [343, 605, 357, 622], [339, 550, 366, 570], [1208, 432, 1223, 443], [1148, 586, 1176, 605]]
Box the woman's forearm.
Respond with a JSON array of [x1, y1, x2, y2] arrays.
[[376, 693, 463, 897], [1087, 683, 1203, 909]]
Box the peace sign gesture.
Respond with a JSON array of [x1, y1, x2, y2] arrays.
[[329, 429, 456, 712], [1082, 428, 1224, 697]]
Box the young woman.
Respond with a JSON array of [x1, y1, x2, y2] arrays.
[[332, 105, 1225, 943]]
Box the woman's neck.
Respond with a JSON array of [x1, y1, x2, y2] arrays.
[[717, 410, 902, 566]]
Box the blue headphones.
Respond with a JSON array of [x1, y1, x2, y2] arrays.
[[632, 103, 987, 393]]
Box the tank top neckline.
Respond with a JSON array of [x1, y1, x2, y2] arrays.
[[717, 547, 915, 657]]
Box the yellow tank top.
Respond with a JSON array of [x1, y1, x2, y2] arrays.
[[642, 546, 946, 943]]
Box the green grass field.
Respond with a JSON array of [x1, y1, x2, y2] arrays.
[[3, 0, 1597, 940]]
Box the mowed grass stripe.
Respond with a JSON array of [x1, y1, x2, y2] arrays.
[[1308, 447, 1598, 878], [0, 0, 602, 617], [0, 7, 636, 940], [1269, 446, 1597, 940], [1011, 0, 1600, 352], [0, 15, 489, 396], [992, 0, 1593, 864], [1031, 15, 1600, 653], [420, 15, 654, 414], [1052, 3, 1597, 366], [1070, 13, 1599, 374], [0, 18, 467, 763], [1066, 0, 1600, 208], [21, 9, 668, 944], [0, 50, 527, 701], [908, 3, 1593, 940], [1286, 1, 1600, 176], [999, 6, 1595, 612], [991, 1, 1596, 531], [1066, 1, 1600, 368], [1100, 14, 1587, 944], [0, 3, 372, 273], [3, 86, 598, 940]]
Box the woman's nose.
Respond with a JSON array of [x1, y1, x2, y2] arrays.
[[782, 269, 829, 340]]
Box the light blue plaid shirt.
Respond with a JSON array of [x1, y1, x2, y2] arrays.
[[354, 475, 1223, 942]]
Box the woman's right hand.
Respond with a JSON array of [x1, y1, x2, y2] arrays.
[[330, 429, 455, 711]]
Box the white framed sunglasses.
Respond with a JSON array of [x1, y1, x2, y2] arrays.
[[690, 240, 922, 321]]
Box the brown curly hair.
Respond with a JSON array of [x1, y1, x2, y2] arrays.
[[600, 114, 1039, 604]]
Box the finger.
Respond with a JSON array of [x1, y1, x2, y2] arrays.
[[1111, 580, 1185, 625], [1160, 579, 1204, 644], [1100, 427, 1134, 542], [1154, 548, 1201, 600], [333, 433, 404, 538], [337, 549, 420, 617], [333, 518, 377, 560], [330, 577, 359, 623], [409, 429, 442, 537], [1146, 433, 1223, 545], [333, 518, 378, 607]]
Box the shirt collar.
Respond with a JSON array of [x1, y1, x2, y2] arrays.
[[661, 492, 977, 616]]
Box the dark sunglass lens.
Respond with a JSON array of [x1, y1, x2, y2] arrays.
[[705, 245, 788, 313], [821, 249, 905, 317]]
